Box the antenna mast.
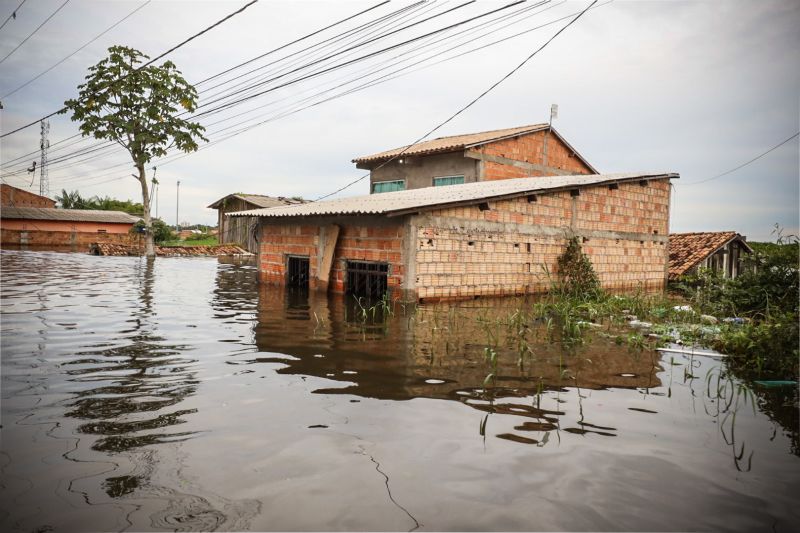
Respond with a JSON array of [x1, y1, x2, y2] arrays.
[[39, 119, 50, 197]]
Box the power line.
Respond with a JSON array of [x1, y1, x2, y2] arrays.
[[4, 0, 573, 186], [0, 0, 70, 66], [0, 0, 259, 139], [683, 131, 800, 186], [196, 0, 393, 86], [0, 1, 496, 173], [316, 0, 599, 200], [2, 1, 151, 99], [0, 0, 27, 32]]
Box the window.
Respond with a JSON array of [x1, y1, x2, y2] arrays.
[[346, 261, 388, 299], [97, 229, 107, 234], [433, 175, 465, 187], [372, 180, 405, 193], [287, 256, 310, 288]]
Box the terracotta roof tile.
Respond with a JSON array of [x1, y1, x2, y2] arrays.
[[668, 232, 751, 279], [352, 124, 550, 163]]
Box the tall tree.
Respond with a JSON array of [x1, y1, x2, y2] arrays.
[[63, 46, 206, 257]]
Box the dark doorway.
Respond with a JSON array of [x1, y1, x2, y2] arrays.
[[287, 256, 309, 288], [346, 261, 388, 299]]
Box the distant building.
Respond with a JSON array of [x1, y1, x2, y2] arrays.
[[1, 207, 139, 249], [668, 231, 753, 280], [208, 194, 307, 252], [1, 184, 56, 208], [234, 172, 677, 301], [353, 124, 597, 194]]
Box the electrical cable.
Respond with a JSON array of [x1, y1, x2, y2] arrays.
[[2, 1, 151, 99], [0, 0, 70, 66], [4, 0, 570, 187], [0, 0, 27, 32], [682, 131, 799, 186], [315, 0, 599, 200], [0, 0, 259, 139]]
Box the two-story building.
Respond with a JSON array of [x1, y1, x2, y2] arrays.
[[353, 124, 597, 193]]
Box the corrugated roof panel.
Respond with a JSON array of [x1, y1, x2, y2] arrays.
[[232, 172, 678, 219], [1, 207, 140, 224], [207, 194, 308, 209]]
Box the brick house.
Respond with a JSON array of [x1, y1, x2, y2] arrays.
[[234, 172, 677, 301], [208, 193, 307, 252], [353, 124, 597, 193], [0, 184, 56, 208], [668, 231, 753, 280], [1, 207, 139, 248]]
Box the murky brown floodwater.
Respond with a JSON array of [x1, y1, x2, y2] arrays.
[[1, 250, 798, 532]]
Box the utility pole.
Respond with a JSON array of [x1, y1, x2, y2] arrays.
[[542, 104, 558, 167], [39, 120, 49, 197], [176, 180, 180, 232]]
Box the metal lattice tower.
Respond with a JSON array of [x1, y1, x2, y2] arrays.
[[39, 119, 50, 197]]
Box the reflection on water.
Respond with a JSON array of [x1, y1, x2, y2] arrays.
[[1, 250, 798, 532]]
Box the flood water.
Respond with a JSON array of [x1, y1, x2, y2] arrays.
[[1, 250, 798, 532]]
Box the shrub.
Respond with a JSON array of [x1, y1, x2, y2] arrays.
[[555, 237, 600, 297]]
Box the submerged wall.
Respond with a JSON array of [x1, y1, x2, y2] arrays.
[[407, 179, 671, 300], [257, 215, 407, 294]]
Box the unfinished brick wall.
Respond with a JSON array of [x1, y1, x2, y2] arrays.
[[329, 224, 405, 293], [0, 184, 56, 208], [1, 228, 135, 248], [258, 218, 405, 292], [411, 179, 670, 300], [478, 131, 594, 181]]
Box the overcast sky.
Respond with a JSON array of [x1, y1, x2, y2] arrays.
[[0, 0, 797, 241]]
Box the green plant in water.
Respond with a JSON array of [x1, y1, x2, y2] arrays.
[[555, 237, 600, 297]]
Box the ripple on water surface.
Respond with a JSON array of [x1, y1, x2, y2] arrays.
[[1, 250, 798, 532]]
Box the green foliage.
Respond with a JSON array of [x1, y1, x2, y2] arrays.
[[132, 218, 174, 244], [56, 189, 143, 215], [185, 232, 213, 242], [62, 45, 206, 257], [555, 237, 600, 297], [62, 46, 207, 167], [670, 231, 799, 379]]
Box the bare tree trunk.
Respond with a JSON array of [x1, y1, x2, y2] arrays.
[[137, 163, 155, 258]]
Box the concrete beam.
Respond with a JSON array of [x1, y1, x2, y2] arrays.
[[464, 150, 572, 176], [413, 214, 669, 244]]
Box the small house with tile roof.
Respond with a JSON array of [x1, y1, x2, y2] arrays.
[[208, 193, 308, 252], [234, 172, 677, 301], [353, 124, 597, 194], [668, 231, 753, 280]]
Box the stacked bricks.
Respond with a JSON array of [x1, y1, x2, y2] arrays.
[[0, 228, 135, 248], [0, 184, 56, 208], [412, 180, 670, 300], [258, 219, 405, 292], [478, 130, 593, 180], [329, 224, 405, 293], [259, 224, 320, 285]]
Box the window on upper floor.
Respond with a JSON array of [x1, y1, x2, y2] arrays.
[[372, 180, 405, 193], [433, 175, 465, 187]]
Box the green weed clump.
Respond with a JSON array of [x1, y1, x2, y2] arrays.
[[555, 237, 600, 297]]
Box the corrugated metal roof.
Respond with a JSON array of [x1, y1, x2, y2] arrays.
[[232, 172, 678, 219], [207, 193, 308, 209], [1, 206, 140, 224], [352, 124, 549, 164], [668, 231, 753, 279]]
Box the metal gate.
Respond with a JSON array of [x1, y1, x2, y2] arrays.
[[287, 256, 309, 288], [346, 261, 388, 299]]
